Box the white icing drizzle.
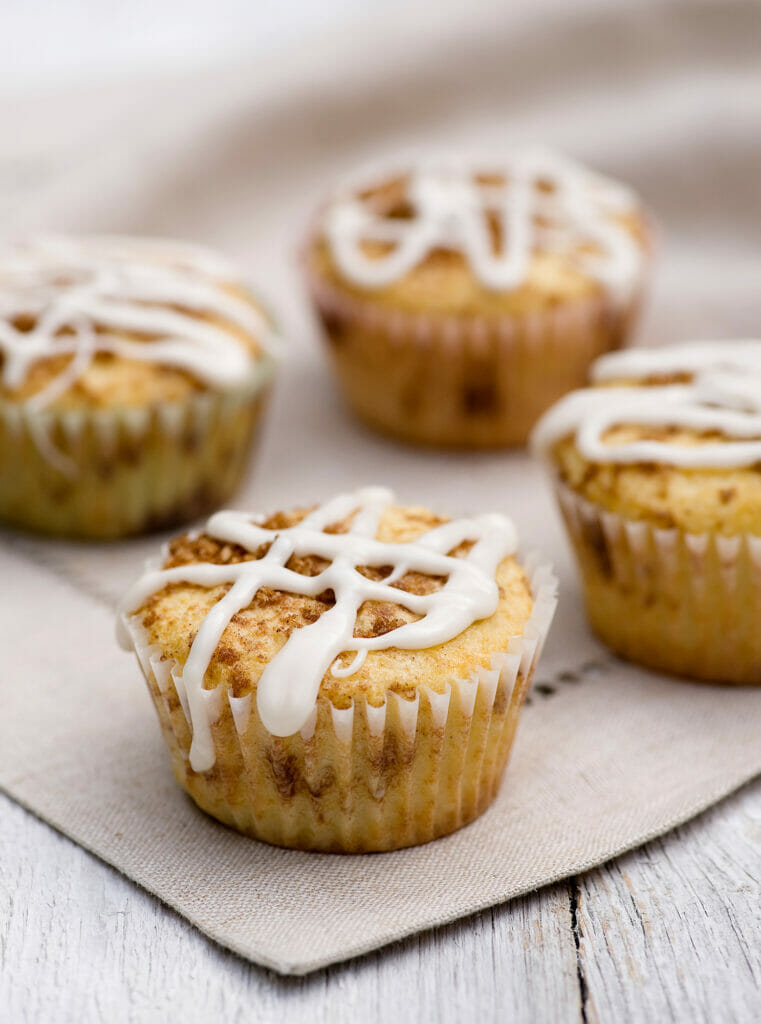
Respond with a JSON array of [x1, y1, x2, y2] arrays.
[[323, 149, 644, 299], [0, 234, 276, 399], [117, 486, 518, 771], [532, 340, 761, 468]]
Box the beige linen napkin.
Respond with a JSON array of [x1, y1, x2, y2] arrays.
[[1, 0, 761, 975], [4, 525, 761, 975]]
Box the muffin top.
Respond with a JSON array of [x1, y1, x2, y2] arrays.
[[308, 149, 649, 316], [0, 234, 276, 412], [532, 340, 761, 534], [118, 486, 534, 771]]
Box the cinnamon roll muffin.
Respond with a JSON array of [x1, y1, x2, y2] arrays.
[[118, 486, 557, 851], [304, 150, 651, 447], [0, 235, 277, 538], [533, 340, 761, 683]]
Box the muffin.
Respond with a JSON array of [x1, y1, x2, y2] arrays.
[[0, 234, 277, 538], [304, 149, 651, 448], [117, 486, 557, 852], [532, 339, 761, 683]]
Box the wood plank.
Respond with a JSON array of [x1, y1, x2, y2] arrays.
[[575, 779, 761, 1024], [0, 793, 581, 1023]]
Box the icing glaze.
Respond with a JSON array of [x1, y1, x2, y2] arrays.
[[323, 149, 644, 299], [0, 234, 275, 400], [532, 340, 761, 468], [117, 486, 519, 771]]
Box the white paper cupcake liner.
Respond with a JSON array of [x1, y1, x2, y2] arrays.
[[122, 553, 558, 852], [555, 480, 761, 684], [0, 356, 275, 539]]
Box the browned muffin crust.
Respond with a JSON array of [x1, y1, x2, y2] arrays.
[[138, 504, 534, 707], [0, 284, 266, 409], [309, 174, 650, 316]]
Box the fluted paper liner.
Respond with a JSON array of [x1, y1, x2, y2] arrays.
[[0, 357, 275, 539], [555, 481, 761, 684], [304, 257, 645, 448], [122, 556, 558, 852]]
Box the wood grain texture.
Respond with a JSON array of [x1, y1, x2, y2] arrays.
[[7, 780, 761, 1022], [575, 780, 761, 1024], [0, 793, 580, 1024]]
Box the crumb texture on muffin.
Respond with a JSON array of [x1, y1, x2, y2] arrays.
[[310, 150, 649, 314], [120, 487, 532, 766], [533, 340, 761, 535]]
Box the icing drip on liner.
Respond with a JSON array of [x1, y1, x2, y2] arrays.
[[0, 234, 276, 399], [531, 340, 761, 468], [117, 486, 518, 772], [324, 149, 644, 300]]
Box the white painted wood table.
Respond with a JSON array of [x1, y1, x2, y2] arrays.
[[3, 776, 761, 1022]]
